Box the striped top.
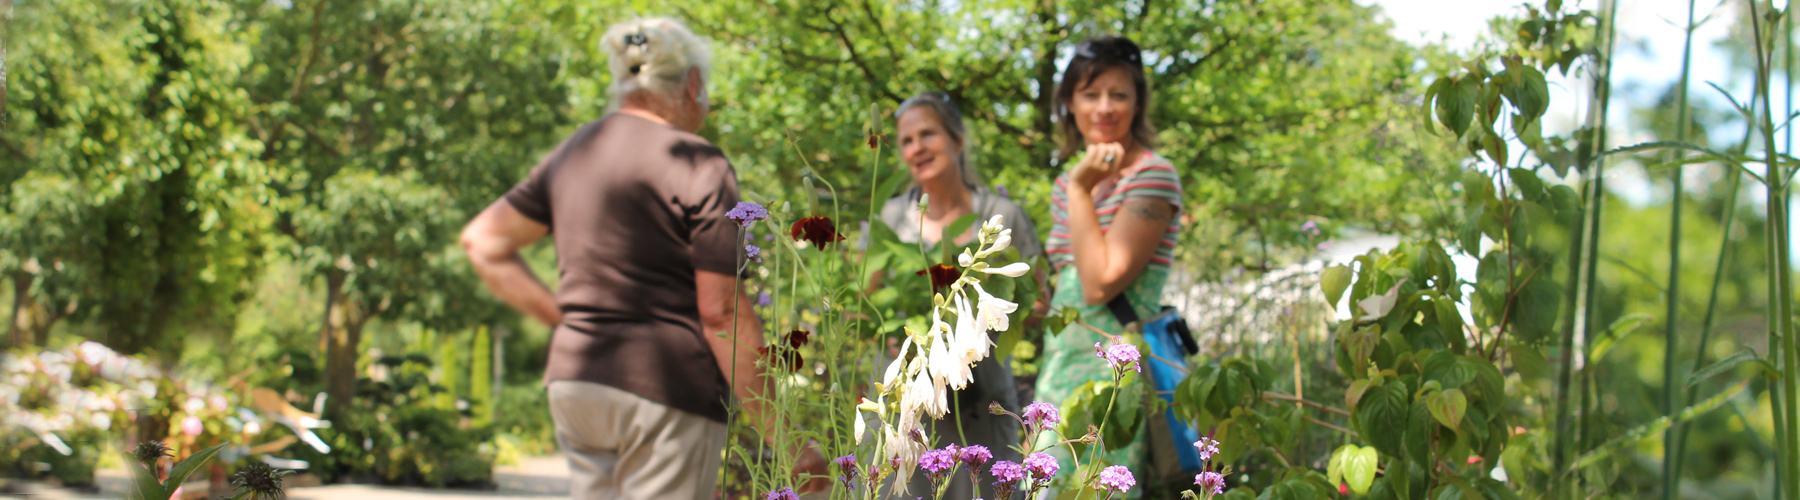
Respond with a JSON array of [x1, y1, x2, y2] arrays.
[[1045, 151, 1184, 270]]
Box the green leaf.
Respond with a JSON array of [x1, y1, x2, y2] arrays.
[[129, 462, 167, 500], [941, 213, 980, 256], [1569, 379, 1750, 472], [1510, 276, 1562, 343], [1425, 388, 1467, 428], [1422, 77, 1451, 135], [163, 443, 227, 493], [1500, 65, 1549, 124], [1403, 399, 1434, 465], [1345, 325, 1381, 372], [1322, 265, 1353, 306], [1421, 350, 1474, 389], [1459, 202, 1485, 254], [1437, 75, 1479, 137], [1045, 307, 1081, 336], [1434, 298, 1466, 353], [1328, 444, 1352, 487], [1345, 445, 1379, 495], [1686, 351, 1774, 387], [1509, 344, 1551, 382], [1346, 378, 1374, 413], [1353, 379, 1409, 458], [1585, 314, 1652, 361]]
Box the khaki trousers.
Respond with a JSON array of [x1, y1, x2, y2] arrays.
[[548, 380, 728, 500]]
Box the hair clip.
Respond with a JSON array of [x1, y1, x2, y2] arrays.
[[624, 33, 648, 46]]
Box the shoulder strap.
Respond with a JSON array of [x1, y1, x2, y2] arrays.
[[1106, 293, 1139, 329]]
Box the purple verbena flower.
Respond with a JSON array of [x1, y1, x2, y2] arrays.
[[727, 202, 769, 228], [745, 244, 763, 262], [1095, 341, 1142, 373], [991, 460, 1026, 499], [835, 454, 860, 490], [1195, 471, 1227, 495], [1194, 436, 1221, 462], [1023, 402, 1061, 429], [756, 291, 772, 307], [763, 487, 799, 500], [996, 185, 1011, 198], [1300, 220, 1319, 235], [1023, 452, 1059, 483], [957, 445, 992, 469], [991, 460, 1025, 484], [1095, 465, 1136, 493], [920, 449, 956, 476]]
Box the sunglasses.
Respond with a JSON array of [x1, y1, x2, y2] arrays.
[[1074, 39, 1142, 66]]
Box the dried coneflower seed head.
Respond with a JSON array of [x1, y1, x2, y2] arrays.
[[130, 441, 171, 470], [229, 461, 290, 500]]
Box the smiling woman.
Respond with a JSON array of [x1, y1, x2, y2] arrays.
[[1031, 36, 1185, 498], [873, 91, 1046, 500]]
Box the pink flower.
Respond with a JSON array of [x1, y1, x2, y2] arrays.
[[1196, 471, 1226, 495], [1023, 452, 1059, 483], [957, 444, 992, 469], [1022, 401, 1061, 429], [181, 416, 203, 436], [1095, 341, 1142, 373], [1096, 465, 1136, 493], [1194, 436, 1221, 462]]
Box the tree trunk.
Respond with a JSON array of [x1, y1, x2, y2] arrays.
[[1030, 0, 1060, 170], [9, 272, 26, 349], [318, 269, 342, 355], [320, 271, 355, 414], [324, 310, 365, 416]]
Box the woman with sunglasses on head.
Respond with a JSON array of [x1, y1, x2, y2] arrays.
[[1030, 36, 1183, 495], [877, 91, 1047, 499]]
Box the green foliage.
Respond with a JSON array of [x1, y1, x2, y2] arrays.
[[128, 443, 227, 500], [289, 353, 495, 487]]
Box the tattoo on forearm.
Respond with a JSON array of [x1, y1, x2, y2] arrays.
[[1127, 200, 1174, 222]]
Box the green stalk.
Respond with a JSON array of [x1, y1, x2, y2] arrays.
[[1780, 5, 1799, 498], [1661, 0, 1699, 496], [1749, 2, 1800, 497], [1553, 1, 1619, 496]]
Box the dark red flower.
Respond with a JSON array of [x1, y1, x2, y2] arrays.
[[785, 330, 811, 349], [916, 264, 961, 294], [790, 216, 847, 248], [868, 134, 880, 150]]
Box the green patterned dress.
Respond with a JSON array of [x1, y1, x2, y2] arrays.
[[1031, 151, 1182, 495]]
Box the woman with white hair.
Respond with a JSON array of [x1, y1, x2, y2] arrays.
[[460, 17, 823, 499]]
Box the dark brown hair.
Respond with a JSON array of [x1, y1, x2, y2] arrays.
[[1054, 36, 1157, 161]]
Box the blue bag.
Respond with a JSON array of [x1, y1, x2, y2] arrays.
[[1106, 296, 1205, 478]]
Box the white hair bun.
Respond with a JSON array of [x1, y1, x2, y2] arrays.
[[600, 17, 711, 101]]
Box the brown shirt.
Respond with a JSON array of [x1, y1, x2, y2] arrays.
[[504, 113, 740, 423]]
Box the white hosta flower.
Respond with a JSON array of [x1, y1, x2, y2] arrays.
[[883, 336, 915, 386], [959, 249, 976, 267], [853, 408, 869, 444], [971, 283, 1020, 333], [989, 230, 1012, 256], [883, 424, 926, 494], [951, 293, 992, 365], [980, 262, 1031, 278]]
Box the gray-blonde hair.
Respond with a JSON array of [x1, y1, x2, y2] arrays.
[[896, 92, 980, 190], [600, 17, 712, 104]]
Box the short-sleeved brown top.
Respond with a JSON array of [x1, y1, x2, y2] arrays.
[[504, 113, 740, 423]]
